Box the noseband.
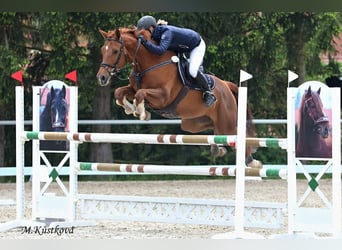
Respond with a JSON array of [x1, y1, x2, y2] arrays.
[[100, 37, 126, 75], [304, 96, 329, 131]]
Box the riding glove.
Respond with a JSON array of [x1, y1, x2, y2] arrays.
[[138, 35, 147, 45]]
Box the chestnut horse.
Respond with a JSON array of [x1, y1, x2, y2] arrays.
[[296, 86, 332, 158], [96, 28, 262, 168]]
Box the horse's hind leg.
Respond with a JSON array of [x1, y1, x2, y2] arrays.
[[181, 117, 228, 158], [182, 117, 227, 157], [244, 139, 263, 168], [246, 154, 263, 168]]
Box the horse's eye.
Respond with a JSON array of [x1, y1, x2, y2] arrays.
[[112, 50, 118, 55]]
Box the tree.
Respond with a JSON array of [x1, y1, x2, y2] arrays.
[[277, 12, 341, 84], [0, 13, 34, 171]]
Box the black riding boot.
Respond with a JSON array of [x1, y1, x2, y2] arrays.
[[195, 71, 216, 107]]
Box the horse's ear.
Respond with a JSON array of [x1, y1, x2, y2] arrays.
[[305, 86, 312, 98], [317, 87, 321, 95], [99, 29, 107, 39], [115, 29, 121, 39], [50, 86, 55, 98], [61, 85, 66, 98]]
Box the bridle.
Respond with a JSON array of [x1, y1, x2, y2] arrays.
[[100, 37, 127, 76], [304, 96, 329, 132]]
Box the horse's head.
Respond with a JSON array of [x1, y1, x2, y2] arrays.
[[49, 85, 68, 131], [97, 29, 128, 86], [303, 86, 330, 138]]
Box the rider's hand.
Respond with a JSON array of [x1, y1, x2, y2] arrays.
[[138, 35, 147, 45]]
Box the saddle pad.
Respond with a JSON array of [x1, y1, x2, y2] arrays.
[[176, 55, 215, 91]]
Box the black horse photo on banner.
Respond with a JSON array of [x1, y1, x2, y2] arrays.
[[295, 81, 332, 158], [39, 81, 70, 151]]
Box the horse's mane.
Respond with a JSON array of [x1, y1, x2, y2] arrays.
[[298, 89, 311, 130], [115, 26, 176, 60], [298, 90, 307, 126], [107, 27, 136, 39], [310, 89, 323, 108]]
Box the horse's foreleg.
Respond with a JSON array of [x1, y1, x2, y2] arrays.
[[115, 96, 136, 115], [114, 86, 137, 116], [133, 99, 151, 120], [133, 88, 166, 121]]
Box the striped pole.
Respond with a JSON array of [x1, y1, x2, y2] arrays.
[[77, 162, 287, 179], [23, 131, 287, 149]]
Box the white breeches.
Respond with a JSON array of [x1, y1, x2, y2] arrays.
[[188, 38, 206, 78]]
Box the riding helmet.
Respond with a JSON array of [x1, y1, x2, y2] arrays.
[[137, 15, 157, 30]]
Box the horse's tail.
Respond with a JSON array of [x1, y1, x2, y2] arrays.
[[226, 81, 256, 137], [226, 81, 238, 101]]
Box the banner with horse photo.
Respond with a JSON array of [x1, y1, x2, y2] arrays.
[[39, 80, 70, 151], [294, 81, 332, 159]]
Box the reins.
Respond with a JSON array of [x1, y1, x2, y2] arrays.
[[132, 37, 173, 89]]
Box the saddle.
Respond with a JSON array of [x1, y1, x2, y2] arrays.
[[174, 53, 215, 91]]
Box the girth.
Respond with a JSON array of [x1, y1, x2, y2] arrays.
[[152, 86, 189, 118]]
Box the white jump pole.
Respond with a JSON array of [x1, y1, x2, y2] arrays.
[[331, 87, 341, 237], [15, 86, 25, 221], [287, 87, 296, 235], [231, 86, 263, 238], [234, 86, 248, 235], [213, 78, 264, 239]]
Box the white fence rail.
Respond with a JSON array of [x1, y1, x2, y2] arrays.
[[1, 119, 287, 126]]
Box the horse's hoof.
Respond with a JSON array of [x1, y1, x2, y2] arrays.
[[144, 111, 151, 121], [210, 145, 219, 157], [133, 111, 139, 117], [218, 147, 227, 157], [247, 159, 263, 169], [115, 99, 122, 106], [210, 146, 226, 158], [139, 112, 146, 121], [124, 109, 133, 115]]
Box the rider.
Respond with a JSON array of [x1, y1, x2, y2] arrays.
[[136, 15, 217, 107]]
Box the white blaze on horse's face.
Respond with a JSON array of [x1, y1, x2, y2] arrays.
[[53, 111, 62, 128], [55, 112, 59, 126], [97, 43, 113, 87]]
